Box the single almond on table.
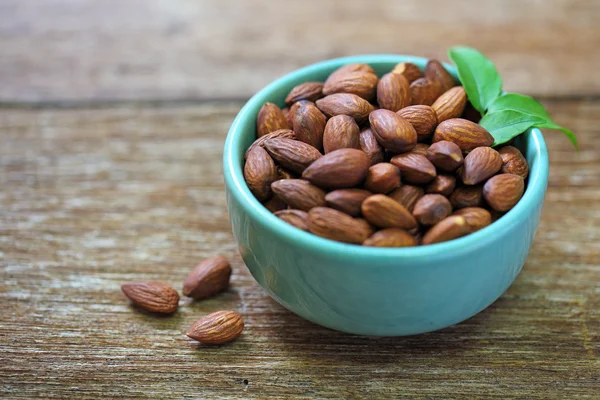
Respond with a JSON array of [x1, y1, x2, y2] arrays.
[[245, 129, 295, 159], [433, 118, 494, 153], [461, 146, 503, 185], [264, 138, 322, 174], [426, 140, 464, 172], [256, 102, 289, 137], [449, 185, 483, 209], [412, 194, 452, 226], [323, 63, 378, 100], [453, 207, 491, 233], [325, 188, 372, 217], [388, 185, 425, 212], [390, 153, 437, 184], [410, 77, 442, 106], [293, 102, 327, 151], [244, 146, 278, 201], [315, 93, 375, 122], [391, 62, 423, 83], [425, 59, 456, 94], [323, 115, 360, 153], [426, 174, 456, 196], [499, 146, 529, 178], [121, 281, 179, 314], [263, 195, 287, 213], [363, 228, 417, 247], [422, 215, 470, 245], [483, 173, 525, 212], [271, 179, 326, 211], [359, 128, 385, 165], [369, 109, 418, 153], [275, 209, 310, 231], [377, 73, 411, 112], [183, 256, 231, 300], [364, 163, 401, 194], [285, 82, 324, 105], [361, 194, 417, 229], [308, 207, 374, 244], [432, 86, 467, 123], [302, 148, 370, 189], [187, 311, 244, 345], [397, 105, 438, 138]]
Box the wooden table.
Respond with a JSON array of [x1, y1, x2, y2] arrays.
[[1, 1, 598, 398]]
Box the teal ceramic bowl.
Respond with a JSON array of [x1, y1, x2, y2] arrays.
[[223, 55, 549, 336]]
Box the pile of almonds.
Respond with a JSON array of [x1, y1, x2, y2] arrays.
[[244, 60, 528, 246]]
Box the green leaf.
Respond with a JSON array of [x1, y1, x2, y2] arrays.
[[448, 46, 502, 114], [538, 121, 579, 149], [479, 110, 545, 146]]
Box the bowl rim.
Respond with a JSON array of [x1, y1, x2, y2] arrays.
[[223, 54, 549, 263]]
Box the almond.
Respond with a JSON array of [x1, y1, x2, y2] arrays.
[[293, 102, 327, 151], [412, 194, 452, 226], [397, 105, 438, 138], [263, 195, 287, 213], [388, 185, 424, 212], [183, 256, 232, 300], [121, 281, 179, 314], [499, 146, 529, 178], [364, 163, 401, 194], [391, 62, 423, 83], [302, 148, 370, 189], [410, 77, 442, 106], [244, 146, 278, 201], [244, 129, 295, 159], [271, 179, 326, 211], [325, 188, 372, 217], [422, 215, 470, 245], [363, 228, 417, 247], [186, 311, 244, 345], [411, 143, 430, 156], [308, 207, 374, 244], [433, 118, 494, 152], [359, 128, 385, 165], [453, 207, 491, 233], [275, 209, 310, 231], [426, 140, 464, 172], [432, 86, 467, 123], [425, 59, 456, 93], [377, 73, 411, 111], [483, 174, 525, 212], [449, 185, 483, 209], [426, 174, 456, 196], [369, 109, 418, 153], [256, 102, 289, 137], [390, 153, 436, 184], [361, 194, 417, 229], [461, 147, 502, 185], [285, 82, 324, 105], [264, 138, 322, 174], [316, 93, 375, 122], [323, 63, 378, 100], [323, 115, 360, 153], [287, 100, 312, 127]]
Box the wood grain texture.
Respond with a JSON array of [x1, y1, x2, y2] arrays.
[[1, 0, 599, 102], [1, 100, 598, 399]]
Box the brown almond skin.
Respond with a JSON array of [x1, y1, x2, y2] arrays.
[[187, 311, 244, 345], [410, 77, 442, 106], [325, 188, 372, 217], [369, 109, 418, 153], [244, 146, 278, 201], [256, 102, 289, 137], [361, 194, 417, 229], [432, 86, 467, 123], [411, 143, 430, 156], [285, 82, 324, 105], [391, 62, 423, 83], [397, 105, 438, 138], [302, 148, 370, 189], [183, 256, 232, 300], [323, 115, 360, 154], [449, 185, 483, 209], [121, 281, 179, 314], [388, 185, 425, 212], [461, 146, 503, 185], [377, 73, 411, 112], [453, 207, 492, 233], [483, 174, 525, 212], [425, 60, 456, 93], [426, 140, 464, 172], [433, 118, 494, 153], [287, 100, 312, 127], [363, 228, 417, 247], [364, 163, 401, 194], [271, 179, 326, 211], [264, 138, 322, 174], [359, 128, 385, 165], [422, 215, 470, 245], [308, 207, 374, 244], [499, 146, 529, 178], [275, 209, 310, 231], [323, 64, 378, 100], [390, 153, 437, 184], [244, 129, 295, 159], [316, 93, 375, 122], [293, 102, 326, 151], [426, 174, 456, 196], [263, 195, 287, 213], [412, 194, 452, 226]]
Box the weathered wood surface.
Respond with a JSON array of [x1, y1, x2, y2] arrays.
[[1, 0, 600, 102], [1, 100, 598, 399]]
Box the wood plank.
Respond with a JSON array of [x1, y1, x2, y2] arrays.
[[1, 100, 599, 399], [1, 0, 599, 102]]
